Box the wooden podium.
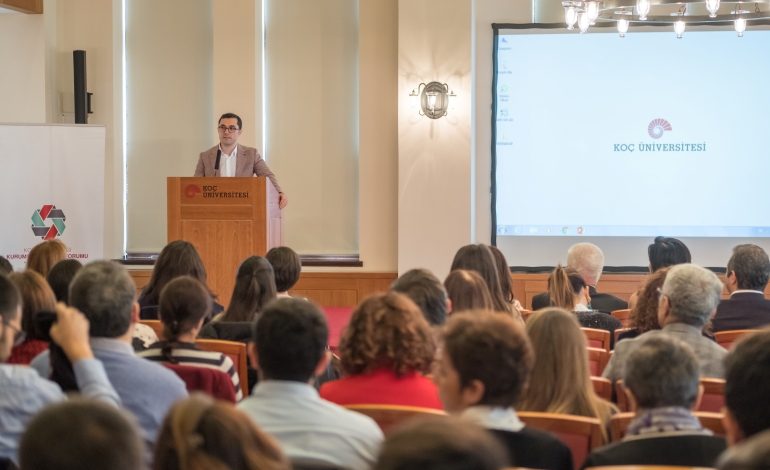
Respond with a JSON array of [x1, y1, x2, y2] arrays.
[[167, 177, 282, 307]]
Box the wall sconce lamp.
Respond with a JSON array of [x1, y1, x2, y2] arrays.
[[409, 81, 455, 119]]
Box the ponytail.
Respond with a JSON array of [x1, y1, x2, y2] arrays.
[[548, 265, 583, 310]]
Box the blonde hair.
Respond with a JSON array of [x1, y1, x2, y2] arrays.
[[27, 240, 67, 277], [547, 265, 585, 311], [519, 308, 615, 437]]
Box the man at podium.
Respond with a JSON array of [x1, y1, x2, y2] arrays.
[[194, 112, 287, 208]]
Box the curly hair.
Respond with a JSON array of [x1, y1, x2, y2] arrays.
[[339, 292, 435, 377], [631, 267, 669, 334]]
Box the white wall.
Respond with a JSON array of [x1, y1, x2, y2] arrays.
[[0, 13, 46, 123]]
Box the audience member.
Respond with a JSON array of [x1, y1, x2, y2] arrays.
[[723, 329, 770, 445], [629, 236, 694, 309], [26, 239, 67, 277], [547, 265, 621, 337], [450, 244, 514, 315], [320, 292, 441, 409], [0, 256, 12, 275], [374, 417, 509, 470], [6, 271, 55, 365], [444, 269, 493, 313], [436, 311, 572, 470], [713, 244, 770, 332], [617, 267, 668, 342], [0, 275, 119, 464], [391, 268, 448, 326], [31, 261, 188, 445], [488, 245, 523, 311], [139, 276, 242, 401], [583, 336, 726, 468], [19, 399, 142, 470], [266, 246, 301, 298], [45, 258, 82, 304], [154, 394, 290, 470], [138, 240, 222, 319], [532, 242, 627, 313], [519, 308, 616, 436], [717, 429, 770, 470], [238, 298, 383, 469], [604, 263, 726, 381]]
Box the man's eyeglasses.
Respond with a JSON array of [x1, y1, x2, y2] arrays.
[[217, 125, 240, 133]]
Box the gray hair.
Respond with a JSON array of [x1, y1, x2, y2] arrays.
[[661, 263, 722, 327], [566, 243, 605, 285], [69, 260, 136, 338], [624, 335, 699, 409]]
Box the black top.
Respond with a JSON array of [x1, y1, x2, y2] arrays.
[[532, 286, 628, 314], [712, 292, 770, 332], [138, 292, 224, 320], [581, 434, 726, 469], [490, 428, 572, 470]]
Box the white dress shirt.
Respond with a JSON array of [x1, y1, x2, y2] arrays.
[[219, 144, 237, 177]]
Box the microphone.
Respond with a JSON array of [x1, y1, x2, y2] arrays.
[[214, 148, 222, 171]]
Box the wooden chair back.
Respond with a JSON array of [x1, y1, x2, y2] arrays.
[[195, 339, 249, 398], [714, 329, 756, 350], [611, 309, 633, 328], [591, 376, 613, 401], [582, 327, 611, 352], [138, 319, 163, 338], [614, 327, 636, 345], [345, 404, 447, 435], [609, 411, 726, 441], [587, 347, 610, 377], [517, 411, 604, 470], [615, 378, 725, 413]]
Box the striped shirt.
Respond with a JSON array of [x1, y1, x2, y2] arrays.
[[139, 342, 242, 401]]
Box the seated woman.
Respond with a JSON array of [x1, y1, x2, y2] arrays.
[[617, 267, 668, 342], [450, 244, 517, 318], [320, 291, 442, 409], [139, 276, 243, 401], [444, 269, 493, 314], [138, 240, 222, 320], [548, 265, 621, 337], [154, 394, 290, 470], [518, 308, 616, 438], [7, 270, 56, 365], [26, 239, 67, 277]]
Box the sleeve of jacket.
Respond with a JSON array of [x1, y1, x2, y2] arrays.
[[253, 151, 283, 193]]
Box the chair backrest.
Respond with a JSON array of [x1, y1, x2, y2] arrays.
[[195, 339, 249, 398], [615, 378, 725, 413], [520, 309, 533, 322], [591, 376, 613, 401], [517, 411, 604, 470], [163, 362, 237, 403], [587, 347, 610, 377], [345, 404, 447, 435], [138, 319, 164, 339], [609, 411, 726, 442], [714, 329, 756, 350], [611, 309, 633, 327], [613, 327, 636, 345], [582, 327, 611, 352]]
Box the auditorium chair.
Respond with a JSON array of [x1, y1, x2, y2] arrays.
[[611, 309, 633, 328], [615, 378, 725, 413], [614, 327, 635, 345], [609, 411, 725, 442], [591, 376, 613, 401], [195, 339, 249, 398], [345, 404, 447, 435], [162, 362, 237, 402], [583, 328, 611, 352], [588, 347, 610, 377], [517, 411, 604, 470], [138, 319, 163, 338], [714, 329, 756, 350]]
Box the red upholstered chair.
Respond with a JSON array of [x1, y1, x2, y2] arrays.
[[591, 376, 613, 401], [195, 339, 249, 398], [582, 328, 611, 352], [517, 411, 604, 470], [611, 309, 633, 328], [163, 363, 237, 403], [346, 404, 447, 435]]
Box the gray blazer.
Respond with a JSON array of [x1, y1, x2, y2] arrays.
[[194, 144, 282, 193]]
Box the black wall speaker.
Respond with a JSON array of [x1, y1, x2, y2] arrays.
[[73, 50, 88, 124]]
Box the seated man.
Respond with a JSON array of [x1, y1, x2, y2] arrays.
[[713, 244, 770, 332], [19, 399, 143, 470], [0, 274, 119, 464], [532, 243, 627, 313], [604, 263, 726, 381], [30, 261, 188, 445], [238, 298, 383, 470], [583, 336, 726, 468], [391, 268, 449, 326], [436, 311, 572, 470], [723, 329, 770, 446]]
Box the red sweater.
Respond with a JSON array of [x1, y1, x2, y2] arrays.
[[7, 339, 49, 365], [320, 368, 443, 410]]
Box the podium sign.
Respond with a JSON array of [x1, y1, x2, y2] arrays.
[[167, 177, 282, 307]]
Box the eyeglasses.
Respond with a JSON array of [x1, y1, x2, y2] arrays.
[[2, 320, 23, 344], [217, 125, 240, 133]]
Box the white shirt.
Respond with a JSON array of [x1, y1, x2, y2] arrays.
[[218, 144, 237, 177], [730, 289, 765, 297], [461, 405, 525, 432]]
